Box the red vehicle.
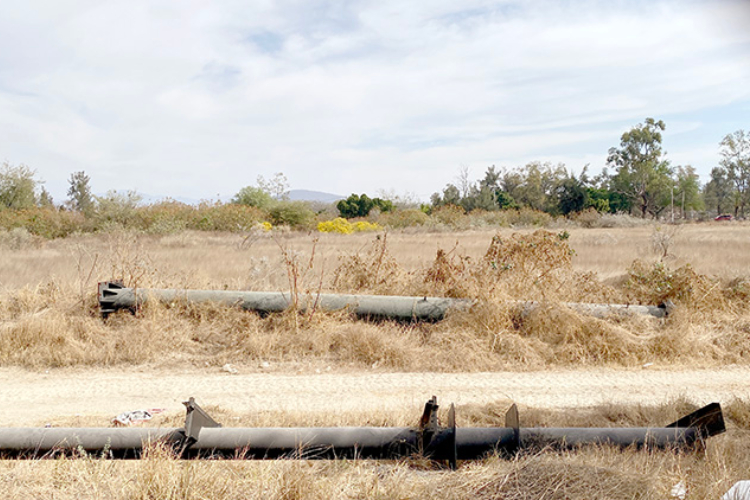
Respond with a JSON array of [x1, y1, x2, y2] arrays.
[[714, 214, 733, 221]]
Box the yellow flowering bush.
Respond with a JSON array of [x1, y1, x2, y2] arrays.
[[317, 218, 382, 234], [352, 221, 381, 232], [318, 218, 354, 234]]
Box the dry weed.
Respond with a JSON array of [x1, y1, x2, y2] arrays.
[[332, 233, 407, 294]]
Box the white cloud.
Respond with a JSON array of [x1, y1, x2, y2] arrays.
[[0, 0, 748, 201]]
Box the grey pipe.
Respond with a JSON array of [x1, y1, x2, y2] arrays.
[[98, 282, 670, 320], [0, 426, 700, 460], [0, 398, 722, 462]]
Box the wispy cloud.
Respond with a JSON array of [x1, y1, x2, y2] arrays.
[[0, 0, 748, 201]]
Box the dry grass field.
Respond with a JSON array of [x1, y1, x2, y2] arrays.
[[1, 221, 749, 498], [1, 222, 749, 370]]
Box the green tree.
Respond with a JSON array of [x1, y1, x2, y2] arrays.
[[556, 174, 588, 215], [510, 162, 566, 213], [719, 130, 749, 218], [430, 184, 461, 208], [232, 186, 274, 209], [269, 201, 314, 227], [495, 191, 519, 210], [94, 190, 142, 226], [608, 118, 672, 218], [337, 194, 392, 218], [67, 171, 94, 214], [584, 188, 611, 213], [672, 165, 703, 218], [38, 187, 54, 208], [703, 167, 733, 215], [0, 162, 41, 210]]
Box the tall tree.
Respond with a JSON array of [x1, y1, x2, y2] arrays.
[[556, 173, 588, 215], [511, 162, 566, 213], [608, 118, 672, 218], [232, 186, 274, 209], [67, 171, 94, 214], [719, 130, 750, 218], [337, 194, 392, 218], [703, 167, 733, 215], [673, 165, 703, 219], [0, 162, 40, 210]]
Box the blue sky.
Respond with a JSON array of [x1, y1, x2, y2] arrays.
[[1, 0, 748, 203]]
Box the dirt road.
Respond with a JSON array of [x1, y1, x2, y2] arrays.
[[1, 366, 748, 426]]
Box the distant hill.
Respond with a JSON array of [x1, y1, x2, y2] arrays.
[[288, 189, 344, 203], [93, 190, 344, 206]]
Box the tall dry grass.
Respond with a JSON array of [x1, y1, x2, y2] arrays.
[[0, 225, 749, 370]]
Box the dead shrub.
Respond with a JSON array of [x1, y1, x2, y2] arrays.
[[332, 234, 407, 294], [422, 246, 475, 298], [481, 230, 575, 300], [515, 302, 647, 365], [624, 260, 727, 311]]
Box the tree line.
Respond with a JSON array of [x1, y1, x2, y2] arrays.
[[1, 119, 747, 230], [430, 120, 748, 219]]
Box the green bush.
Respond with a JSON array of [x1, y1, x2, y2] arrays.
[[232, 186, 274, 210], [135, 200, 194, 234], [0, 207, 85, 238], [190, 202, 266, 232], [377, 209, 429, 228], [269, 201, 314, 228], [505, 207, 553, 227], [92, 191, 142, 229], [429, 204, 466, 227]]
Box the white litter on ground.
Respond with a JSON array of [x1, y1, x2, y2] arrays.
[[723, 481, 750, 500], [112, 408, 165, 426]]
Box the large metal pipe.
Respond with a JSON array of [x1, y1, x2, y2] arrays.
[[0, 398, 723, 464], [98, 282, 467, 321], [98, 282, 671, 320]]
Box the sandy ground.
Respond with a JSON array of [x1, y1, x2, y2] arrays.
[[1, 365, 749, 426]]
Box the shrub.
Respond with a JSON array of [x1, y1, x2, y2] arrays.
[[92, 190, 142, 229], [466, 209, 511, 228], [0, 207, 85, 238], [624, 261, 723, 308], [352, 220, 381, 232], [232, 186, 274, 209], [377, 209, 429, 229], [318, 217, 354, 234], [337, 194, 393, 218], [190, 202, 266, 232], [318, 218, 382, 234], [135, 200, 194, 234], [0, 162, 40, 210], [505, 207, 553, 227], [429, 204, 466, 227], [268, 201, 314, 229]]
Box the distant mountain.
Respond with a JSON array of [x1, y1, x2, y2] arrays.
[[93, 189, 344, 205], [288, 189, 344, 203]]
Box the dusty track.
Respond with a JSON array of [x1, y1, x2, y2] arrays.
[[1, 366, 749, 426]]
